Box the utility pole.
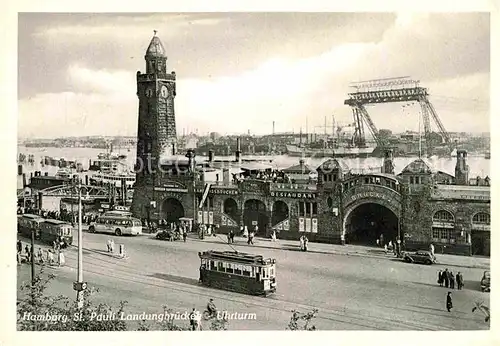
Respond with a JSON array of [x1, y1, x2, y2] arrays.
[[31, 225, 35, 286], [74, 180, 86, 308]]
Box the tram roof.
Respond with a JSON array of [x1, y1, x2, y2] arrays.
[[199, 250, 275, 265], [42, 219, 71, 225], [18, 214, 44, 219]]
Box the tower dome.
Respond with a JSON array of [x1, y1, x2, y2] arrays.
[[145, 31, 167, 58]]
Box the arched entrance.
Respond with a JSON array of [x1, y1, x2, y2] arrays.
[[243, 199, 268, 233], [272, 200, 289, 226], [223, 198, 239, 223], [344, 202, 399, 245], [162, 198, 185, 223]]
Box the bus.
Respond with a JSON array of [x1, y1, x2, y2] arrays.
[[198, 250, 277, 296], [17, 214, 45, 239], [88, 214, 142, 236], [39, 219, 73, 248]]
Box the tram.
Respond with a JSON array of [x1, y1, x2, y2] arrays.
[[17, 214, 45, 239], [39, 219, 73, 248], [198, 250, 277, 296]]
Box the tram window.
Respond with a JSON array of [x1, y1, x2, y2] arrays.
[[364, 178, 369, 184], [210, 260, 215, 270], [217, 262, 224, 272], [270, 267, 275, 277], [299, 202, 305, 216], [375, 178, 381, 184], [312, 203, 317, 215], [242, 266, 251, 276], [234, 265, 242, 275], [226, 263, 234, 274]]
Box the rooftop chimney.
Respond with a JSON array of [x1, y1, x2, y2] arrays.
[[235, 137, 241, 163], [455, 149, 469, 185], [382, 149, 395, 175]]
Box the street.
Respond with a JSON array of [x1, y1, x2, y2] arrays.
[[17, 230, 490, 330]]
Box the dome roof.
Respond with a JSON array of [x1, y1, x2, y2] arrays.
[[400, 158, 436, 174], [146, 34, 167, 58], [316, 159, 350, 173]]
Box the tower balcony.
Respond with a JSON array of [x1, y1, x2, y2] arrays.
[[137, 72, 176, 83]]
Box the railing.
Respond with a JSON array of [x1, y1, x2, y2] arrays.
[[269, 183, 317, 191]]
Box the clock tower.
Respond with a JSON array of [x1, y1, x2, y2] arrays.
[[135, 31, 177, 176]]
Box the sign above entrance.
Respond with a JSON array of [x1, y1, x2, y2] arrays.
[[344, 190, 400, 206], [195, 188, 239, 195], [154, 187, 188, 193], [270, 191, 317, 199]]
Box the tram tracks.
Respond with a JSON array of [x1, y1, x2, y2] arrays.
[[58, 248, 452, 331]]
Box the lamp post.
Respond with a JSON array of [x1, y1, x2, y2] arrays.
[[73, 180, 86, 308]]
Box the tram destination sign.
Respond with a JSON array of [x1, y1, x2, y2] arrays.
[[270, 191, 317, 199]]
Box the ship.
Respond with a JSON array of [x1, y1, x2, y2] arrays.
[[285, 144, 376, 158], [88, 151, 135, 188]]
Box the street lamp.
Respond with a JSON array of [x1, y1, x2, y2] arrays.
[[72, 180, 86, 308]]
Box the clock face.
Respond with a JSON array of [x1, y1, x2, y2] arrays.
[[161, 85, 169, 98], [145, 88, 153, 98]]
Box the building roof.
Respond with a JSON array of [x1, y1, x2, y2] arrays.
[[400, 158, 437, 174], [316, 159, 350, 173], [145, 34, 167, 58], [240, 162, 274, 171], [282, 160, 316, 174]]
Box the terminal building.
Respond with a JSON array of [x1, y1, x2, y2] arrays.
[[131, 34, 491, 257]]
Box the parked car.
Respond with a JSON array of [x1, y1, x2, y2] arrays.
[[480, 270, 490, 292], [402, 250, 436, 265], [155, 230, 181, 241]]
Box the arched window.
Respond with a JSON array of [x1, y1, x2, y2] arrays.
[[472, 212, 490, 225], [432, 210, 454, 222], [432, 210, 455, 244]]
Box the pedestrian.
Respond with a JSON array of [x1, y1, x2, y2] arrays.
[[446, 292, 453, 312], [304, 237, 309, 252], [456, 272, 462, 290], [47, 249, 54, 264], [183, 229, 187, 242], [384, 244, 388, 254], [227, 232, 231, 244], [429, 243, 435, 257], [458, 272, 464, 290], [24, 245, 30, 262], [271, 230, 277, 242], [106, 239, 112, 252], [37, 248, 44, 264], [376, 238, 380, 247], [110, 239, 115, 253], [449, 271, 455, 289], [17, 240, 22, 254], [230, 230, 235, 243], [243, 226, 248, 238], [299, 236, 304, 251], [438, 270, 443, 287], [443, 268, 450, 288], [58, 251, 65, 266], [248, 231, 254, 245]]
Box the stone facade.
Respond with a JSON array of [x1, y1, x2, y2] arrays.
[[130, 35, 490, 257], [131, 153, 490, 256]]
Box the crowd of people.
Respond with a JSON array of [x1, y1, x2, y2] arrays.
[[438, 268, 464, 290], [17, 206, 99, 226], [16, 239, 65, 266]]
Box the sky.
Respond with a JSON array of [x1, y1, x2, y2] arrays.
[[17, 12, 490, 139]]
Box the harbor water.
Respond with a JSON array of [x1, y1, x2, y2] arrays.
[[17, 146, 490, 189]]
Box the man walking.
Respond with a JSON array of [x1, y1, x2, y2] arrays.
[[429, 243, 435, 257], [446, 292, 453, 312], [443, 268, 450, 288], [449, 271, 455, 289], [438, 270, 443, 287], [456, 272, 463, 290]]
